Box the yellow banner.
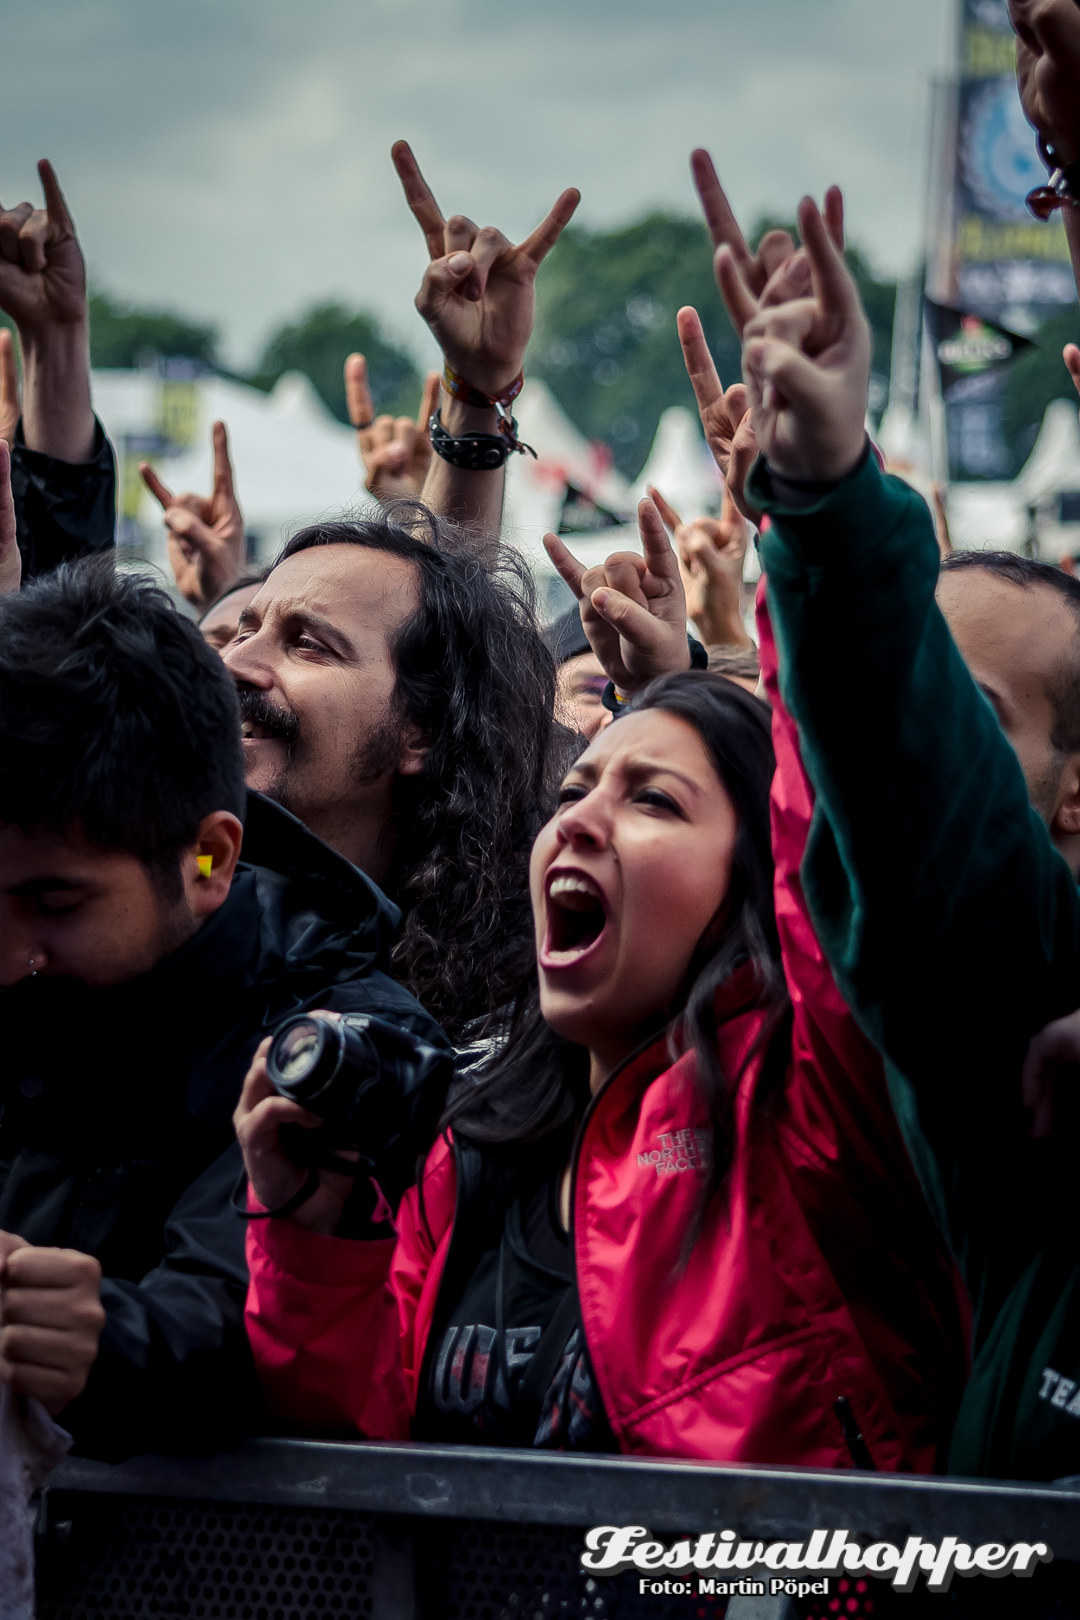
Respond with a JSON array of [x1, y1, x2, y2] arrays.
[[963, 26, 1016, 78], [956, 215, 1070, 263]]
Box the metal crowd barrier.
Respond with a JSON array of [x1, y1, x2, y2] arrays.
[[35, 1439, 1080, 1619]]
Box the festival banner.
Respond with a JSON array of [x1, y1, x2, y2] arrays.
[[936, 0, 1074, 477]]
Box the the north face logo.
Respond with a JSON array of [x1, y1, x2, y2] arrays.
[[637, 1129, 710, 1177]]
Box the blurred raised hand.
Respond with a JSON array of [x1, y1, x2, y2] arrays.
[[543, 499, 691, 696], [677, 306, 760, 523], [648, 482, 753, 650], [684, 160, 845, 517], [345, 353, 441, 502], [139, 421, 246, 610], [0, 160, 85, 333], [0, 330, 19, 450], [0, 161, 94, 463], [692, 148, 799, 301], [691, 148, 845, 302], [717, 193, 870, 486]]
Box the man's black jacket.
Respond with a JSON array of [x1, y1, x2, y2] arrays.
[[11, 416, 116, 583], [0, 793, 446, 1458]]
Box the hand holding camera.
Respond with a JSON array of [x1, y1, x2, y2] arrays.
[[235, 1009, 452, 1235]]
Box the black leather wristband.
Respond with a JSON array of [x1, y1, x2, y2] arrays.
[[429, 409, 510, 471]]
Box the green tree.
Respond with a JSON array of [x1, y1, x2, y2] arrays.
[[248, 302, 420, 424], [531, 213, 897, 480], [88, 291, 218, 369]]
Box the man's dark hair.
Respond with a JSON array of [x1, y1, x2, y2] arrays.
[[277, 507, 561, 1041], [941, 550, 1080, 752], [0, 559, 246, 897]]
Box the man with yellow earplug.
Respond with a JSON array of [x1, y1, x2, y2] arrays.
[[0, 564, 448, 1459]]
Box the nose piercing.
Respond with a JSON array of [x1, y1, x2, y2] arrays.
[[27, 955, 39, 977]]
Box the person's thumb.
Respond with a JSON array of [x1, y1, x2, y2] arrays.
[[415, 254, 473, 323], [0, 1230, 30, 1279]]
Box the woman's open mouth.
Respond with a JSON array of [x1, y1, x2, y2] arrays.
[[542, 871, 609, 967]]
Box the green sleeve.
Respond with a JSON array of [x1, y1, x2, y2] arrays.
[[750, 451, 1080, 1293]]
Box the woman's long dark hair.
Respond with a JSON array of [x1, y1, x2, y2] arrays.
[[443, 671, 791, 1195], [278, 506, 566, 1042]]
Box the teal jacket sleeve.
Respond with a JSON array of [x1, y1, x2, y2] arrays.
[[750, 450, 1080, 1288]]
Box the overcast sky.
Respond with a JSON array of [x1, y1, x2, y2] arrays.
[[0, 0, 954, 370]]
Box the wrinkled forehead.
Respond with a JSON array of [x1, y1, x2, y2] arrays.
[[255, 544, 421, 637], [572, 706, 715, 781]]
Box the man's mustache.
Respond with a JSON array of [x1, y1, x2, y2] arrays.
[[237, 688, 301, 747]]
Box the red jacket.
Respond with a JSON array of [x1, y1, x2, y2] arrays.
[[245, 608, 968, 1469]]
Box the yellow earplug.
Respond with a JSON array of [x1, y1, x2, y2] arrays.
[[196, 854, 213, 878]]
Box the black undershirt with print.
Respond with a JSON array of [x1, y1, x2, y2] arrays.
[[421, 1160, 613, 1450]]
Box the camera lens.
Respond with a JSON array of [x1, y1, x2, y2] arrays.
[[267, 1014, 346, 1105], [274, 1020, 323, 1083]]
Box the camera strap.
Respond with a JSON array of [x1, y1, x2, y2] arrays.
[[230, 1164, 322, 1221]]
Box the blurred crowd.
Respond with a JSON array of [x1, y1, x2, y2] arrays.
[[2, 0, 1080, 1558]]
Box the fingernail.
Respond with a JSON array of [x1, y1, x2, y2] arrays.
[[448, 252, 471, 274]]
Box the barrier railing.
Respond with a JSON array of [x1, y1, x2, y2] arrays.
[[36, 1439, 1080, 1620]]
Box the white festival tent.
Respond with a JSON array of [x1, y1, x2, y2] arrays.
[[506, 400, 723, 587], [90, 366, 724, 609], [90, 368, 368, 578], [1011, 397, 1080, 560], [502, 379, 632, 571]]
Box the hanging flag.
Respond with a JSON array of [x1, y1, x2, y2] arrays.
[[923, 298, 1034, 398]]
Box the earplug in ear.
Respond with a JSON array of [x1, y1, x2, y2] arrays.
[[196, 854, 213, 878]]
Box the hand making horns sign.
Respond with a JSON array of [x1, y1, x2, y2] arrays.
[[345, 352, 441, 502], [139, 421, 246, 610], [543, 499, 692, 697], [391, 140, 580, 397], [0, 160, 85, 331]]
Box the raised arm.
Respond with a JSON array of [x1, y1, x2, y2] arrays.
[[0, 162, 116, 579], [714, 193, 1080, 1230], [392, 141, 579, 559], [0, 442, 19, 596]]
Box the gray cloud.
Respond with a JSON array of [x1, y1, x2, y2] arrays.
[[0, 0, 952, 368]]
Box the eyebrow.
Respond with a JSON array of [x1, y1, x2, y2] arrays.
[[565, 759, 705, 797], [238, 601, 357, 660]]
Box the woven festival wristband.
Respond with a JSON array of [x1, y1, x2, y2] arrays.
[[441, 365, 535, 457]]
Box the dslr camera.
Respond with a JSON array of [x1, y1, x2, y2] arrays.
[[266, 1011, 452, 1206]]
